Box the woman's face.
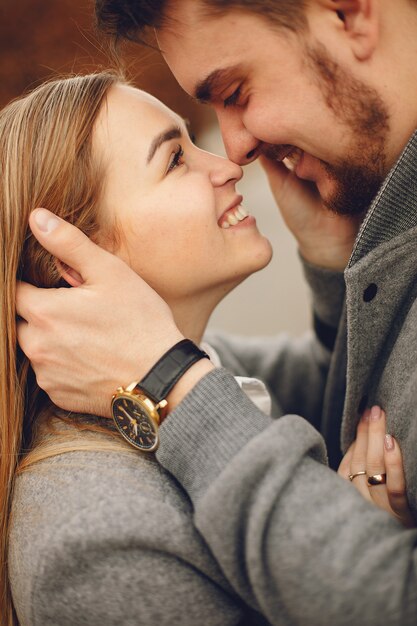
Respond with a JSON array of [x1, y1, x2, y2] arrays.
[[93, 84, 272, 306]]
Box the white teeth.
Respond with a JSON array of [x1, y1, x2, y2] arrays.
[[227, 213, 239, 226], [284, 148, 302, 170], [220, 204, 250, 229]]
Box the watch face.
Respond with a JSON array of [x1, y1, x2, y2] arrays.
[[112, 394, 159, 452]]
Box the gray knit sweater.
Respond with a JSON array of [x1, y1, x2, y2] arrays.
[[156, 131, 417, 626], [9, 440, 270, 625]]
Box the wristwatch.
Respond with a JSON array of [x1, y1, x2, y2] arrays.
[[111, 339, 209, 452]]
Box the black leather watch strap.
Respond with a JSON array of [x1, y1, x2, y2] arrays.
[[135, 339, 210, 403]]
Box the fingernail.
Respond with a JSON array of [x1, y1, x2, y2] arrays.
[[33, 208, 61, 233], [385, 434, 395, 451], [370, 405, 381, 421], [362, 409, 371, 422]]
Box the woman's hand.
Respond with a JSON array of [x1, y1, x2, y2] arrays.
[[338, 406, 416, 529], [260, 155, 362, 272]]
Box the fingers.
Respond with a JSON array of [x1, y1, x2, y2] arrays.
[[16, 318, 28, 348], [16, 281, 41, 321], [17, 279, 64, 325], [55, 260, 84, 287], [364, 407, 394, 512], [259, 155, 294, 198], [366, 406, 387, 478], [347, 406, 416, 528], [384, 435, 416, 528], [16, 318, 44, 368], [259, 154, 290, 180], [337, 441, 354, 479], [348, 409, 373, 501], [28, 208, 111, 282]]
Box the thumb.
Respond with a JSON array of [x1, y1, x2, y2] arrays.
[[29, 208, 110, 283], [259, 155, 291, 196], [260, 154, 321, 214]]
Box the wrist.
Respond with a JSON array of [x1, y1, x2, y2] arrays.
[[165, 358, 215, 414], [298, 243, 352, 272], [300, 252, 346, 331], [109, 339, 213, 450]]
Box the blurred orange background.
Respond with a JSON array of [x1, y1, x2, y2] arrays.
[[0, 0, 212, 130]]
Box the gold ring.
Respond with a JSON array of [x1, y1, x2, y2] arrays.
[[367, 473, 387, 486], [348, 470, 367, 482]]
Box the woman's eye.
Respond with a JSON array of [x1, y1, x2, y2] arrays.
[[167, 146, 184, 173], [223, 87, 241, 109]]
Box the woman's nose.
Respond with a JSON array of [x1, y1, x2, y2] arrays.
[[208, 154, 243, 188]]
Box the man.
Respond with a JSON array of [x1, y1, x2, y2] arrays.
[[17, 1, 417, 623]]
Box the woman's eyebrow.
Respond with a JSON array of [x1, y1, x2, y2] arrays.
[[147, 125, 182, 164]]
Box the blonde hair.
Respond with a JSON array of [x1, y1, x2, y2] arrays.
[[0, 72, 134, 626]]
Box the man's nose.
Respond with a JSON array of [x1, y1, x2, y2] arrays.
[[216, 110, 261, 166]]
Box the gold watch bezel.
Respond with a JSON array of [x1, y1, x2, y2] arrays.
[[111, 385, 167, 452]]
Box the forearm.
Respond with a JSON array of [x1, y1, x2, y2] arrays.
[[206, 331, 331, 427], [301, 255, 345, 351], [35, 548, 252, 626], [204, 260, 345, 427], [157, 369, 417, 626]]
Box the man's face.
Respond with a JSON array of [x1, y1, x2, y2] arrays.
[[158, 2, 391, 215]]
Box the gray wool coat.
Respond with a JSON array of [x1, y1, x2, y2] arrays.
[[156, 130, 417, 626]]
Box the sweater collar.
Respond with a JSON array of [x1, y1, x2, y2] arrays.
[[349, 129, 417, 267]]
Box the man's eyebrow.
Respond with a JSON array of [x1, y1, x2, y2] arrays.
[[147, 125, 182, 164], [194, 66, 241, 104]]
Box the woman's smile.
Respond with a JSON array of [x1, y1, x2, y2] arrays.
[[93, 84, 272, 320]]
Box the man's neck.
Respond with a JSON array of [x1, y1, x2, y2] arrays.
[[349, 129, 417, 267], [375, 2, 417, 168]]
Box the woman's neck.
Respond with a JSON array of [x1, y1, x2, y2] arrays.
[[168, 291, 224, 345]]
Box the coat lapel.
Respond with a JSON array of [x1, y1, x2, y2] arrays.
[[322, 130, 417, 468]]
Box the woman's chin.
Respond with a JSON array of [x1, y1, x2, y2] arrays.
[[154, 238, 273, 315], [233, 239, 273, 281], [224, 241, 274, 290], [249, 237, 274, 272]]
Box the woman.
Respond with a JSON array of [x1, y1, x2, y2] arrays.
[[0, 73, 412, 626]]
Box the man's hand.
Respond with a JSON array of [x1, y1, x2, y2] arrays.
[[260, 156, 362, 272], [16, 209, 184, 418]]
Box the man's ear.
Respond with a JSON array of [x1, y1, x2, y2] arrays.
[[55, 259, 84, 287], [332, 0, 379, 60]]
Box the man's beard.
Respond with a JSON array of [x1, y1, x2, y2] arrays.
[[268, 43, 391, 216], [321, 158, 385, 216], [308, 43, 391, 216]]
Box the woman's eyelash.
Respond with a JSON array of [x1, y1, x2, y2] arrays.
[[167, 146, 184, 172], [223, 87, 241, 109]]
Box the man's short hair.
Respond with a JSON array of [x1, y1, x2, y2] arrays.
[[95, 0, 307, 44]]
